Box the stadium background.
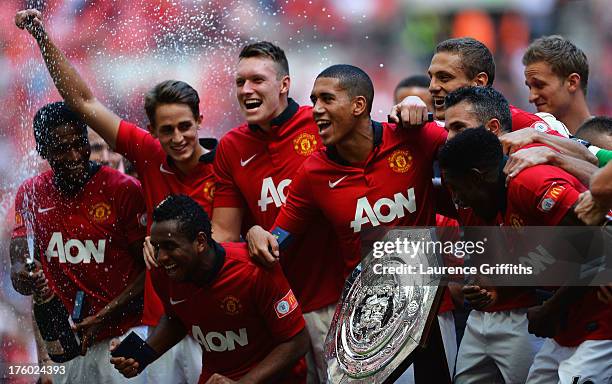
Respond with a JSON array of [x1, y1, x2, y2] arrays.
[[0, 0, 611, 381]]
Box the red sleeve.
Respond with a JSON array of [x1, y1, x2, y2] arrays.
[[273, 164, 318, 234], [424, 121, 449, 157], [212, 135, 246, 209], [510, 108, 562, 137], [252, 263, 305, 343], [509, 166, 583, 225], [115, 175, 147, 244], [11, 183, 27, 239], [115, 120, 159, 168]]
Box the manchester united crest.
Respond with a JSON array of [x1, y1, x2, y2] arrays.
[[388, 150, 413, 173], [293, 132, 317, 156], [203, 181, 215, 202], [220, 296, 242, 316], [88, 202, 112, 223]]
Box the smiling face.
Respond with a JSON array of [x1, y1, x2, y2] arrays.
[[524, 61, 571, 118], [310, 77, 357, 146], [150, 103, 201, 164], [150, 219, 205, 282], [235, 56, 289, 129], [428, 52, 480, 121], [45, 123, 91, 188]]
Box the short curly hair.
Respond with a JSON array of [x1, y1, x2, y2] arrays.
[[438, 127, 502, 178], [153, 194, 212, 244], [33, 102, 87, 158]]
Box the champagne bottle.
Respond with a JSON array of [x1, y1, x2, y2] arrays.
[[28, 262, 81, 362]]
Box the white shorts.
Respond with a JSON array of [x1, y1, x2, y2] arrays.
[[50, 325, 148, 384], [526, 338, 612, 384], [454, 309, 544, 384], [394, 311, 458, 384], [144, 327, 202, 384], [303, 303, 336, 384]]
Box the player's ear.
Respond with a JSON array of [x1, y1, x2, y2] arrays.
[[196, 114, 203, 128], [485, 119, 502, 136], [352, 95, 367, 117], [147, 123, 158, 138], [473, 72, 489, 87], [195, 231, 208, 252], [279, 75, 290, 96], [566, 73, 581, 94]]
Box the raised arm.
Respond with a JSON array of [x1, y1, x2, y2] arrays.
[[15, 9, 121, 148]]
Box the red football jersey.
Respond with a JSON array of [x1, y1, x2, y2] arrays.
[[213, 100, 343, 312], [12, 167, 145, 341], [151, 242, 306, 383], [510, 105, 562, 137], [275, 120, 447, 277], [505, 164, 611, 346], [436, 214, 461, 313], [115, 120, 216, 326]]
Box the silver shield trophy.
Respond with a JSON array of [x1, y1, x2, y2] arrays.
[[324, 228, 446, 383]]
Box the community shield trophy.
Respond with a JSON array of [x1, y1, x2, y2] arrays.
[[324, 228, 446, 383]]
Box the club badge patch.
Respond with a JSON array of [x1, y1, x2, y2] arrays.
[[293, 132, 317, 156], [88, 202, 112, 222], [538, 183, 566, 213], [388, 150, 412, 173], [203, 180, 215, 202], [220, 296, 242, 316], [275, 289, 298, 318], [15, 211, 23, 228]]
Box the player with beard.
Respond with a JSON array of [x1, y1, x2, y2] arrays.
[[439, 128, 612, 384], [10, 102, 146, 383], [247, 64, 458, 383], [211, 41, 344, 383], [16, 9, 209, 383]]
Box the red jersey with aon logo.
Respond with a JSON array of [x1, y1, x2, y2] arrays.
[[213, 99, 343, 312], [151, 242, 306, 383], [12, 166, 146, 341]]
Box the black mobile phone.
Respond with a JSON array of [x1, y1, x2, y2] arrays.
[[110, 332, 158, 372]]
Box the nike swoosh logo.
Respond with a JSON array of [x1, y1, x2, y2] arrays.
[[328, 175, 348, 188], [159, 164, 175, 175], [37, 207, 56, 213], [170, 298, 186, 305], [240, 154, 257, 167]]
